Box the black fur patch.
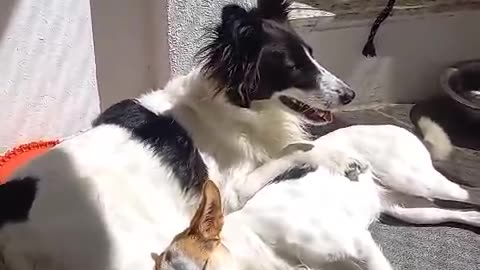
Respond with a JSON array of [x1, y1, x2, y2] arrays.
[[0, 177, 39, 228], [270, 163, 316, 183], [93, 99, 208, 193]]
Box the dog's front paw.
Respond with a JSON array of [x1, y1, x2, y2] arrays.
[[279, 142, 371, 182], [305, 145, 369, 181], [277, 142, 319, 170], [277, 142, 314, 159], [344, 160, 369, 181]]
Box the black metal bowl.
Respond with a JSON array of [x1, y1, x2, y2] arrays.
[[440, 60, 480, 120]]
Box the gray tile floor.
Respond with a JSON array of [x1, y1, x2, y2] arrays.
[[311, 102, 480, 270]]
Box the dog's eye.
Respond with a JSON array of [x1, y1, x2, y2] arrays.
[[287, 64, 298, 71]]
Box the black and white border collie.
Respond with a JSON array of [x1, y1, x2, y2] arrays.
[[0, 1, 356, 269]]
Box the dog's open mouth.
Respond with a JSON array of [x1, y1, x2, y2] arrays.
[[279, 96, 333, 123]]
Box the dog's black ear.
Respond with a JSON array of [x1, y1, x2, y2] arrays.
[[221, 4, 248, 25], [198, 4, 263, 108], [257, 0, 291, 21], [227, 20, 261, 108], [220, 4, 258, 48]]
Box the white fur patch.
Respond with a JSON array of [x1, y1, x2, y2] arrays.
[[417, 116, 453, 161], [303, 47, 349, 97]]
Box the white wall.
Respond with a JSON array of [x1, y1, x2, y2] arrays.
[[297, 10, 480, 106], [0, 0, 171, 150], [0, 0, 99, 150], [90, 0, 170, 110]]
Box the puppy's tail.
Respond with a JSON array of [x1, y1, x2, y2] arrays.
[[417, 116, 453, 161]]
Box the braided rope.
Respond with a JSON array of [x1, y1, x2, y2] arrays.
[[362, 0, 396, 57]]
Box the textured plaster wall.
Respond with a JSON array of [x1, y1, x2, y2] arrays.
[[167, 0, 254, 75], [0, 0, 99, 150]]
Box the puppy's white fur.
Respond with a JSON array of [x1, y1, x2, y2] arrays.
[[203, 124, 480, 270], [221, 168, 388, 270]]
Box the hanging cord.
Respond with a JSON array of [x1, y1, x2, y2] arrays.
[[362, 0, 396, 57]]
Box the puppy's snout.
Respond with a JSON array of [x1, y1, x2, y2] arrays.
[[339, 88, 355, 105]]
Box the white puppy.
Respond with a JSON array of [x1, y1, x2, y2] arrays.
[[154, 120, 480, 270]]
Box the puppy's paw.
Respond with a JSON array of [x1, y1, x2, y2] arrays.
[[279, 142, 371, 182], [305, 145, 369, 181]]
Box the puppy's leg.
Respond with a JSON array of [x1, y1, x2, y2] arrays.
[[352, 231, 393, 270], [383, 192, 480, 227], [226, 147, 317, 212], [424, 170, 480, 206], [287, 142, 370, 181], [228, 143, 370, 212], [385, 166, 480, 206]]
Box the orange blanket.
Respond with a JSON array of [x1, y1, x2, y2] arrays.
[[0, 140, 60, 183]]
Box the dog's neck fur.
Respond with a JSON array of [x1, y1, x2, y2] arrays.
[[215, 212, 294, 270], [139, 68, 310, 171]]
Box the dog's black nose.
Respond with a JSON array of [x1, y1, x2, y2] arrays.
[[340, 89, 356, 105]]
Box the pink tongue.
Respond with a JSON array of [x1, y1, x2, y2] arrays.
[[306, 111, 333, 123], [323, 111, 333, 122]]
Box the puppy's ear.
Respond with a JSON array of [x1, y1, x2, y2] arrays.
[[151, 253, 162, 270], [257, 0, 292, 21], [151, 253, 161, 261], [189, 180, 224, 240]]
